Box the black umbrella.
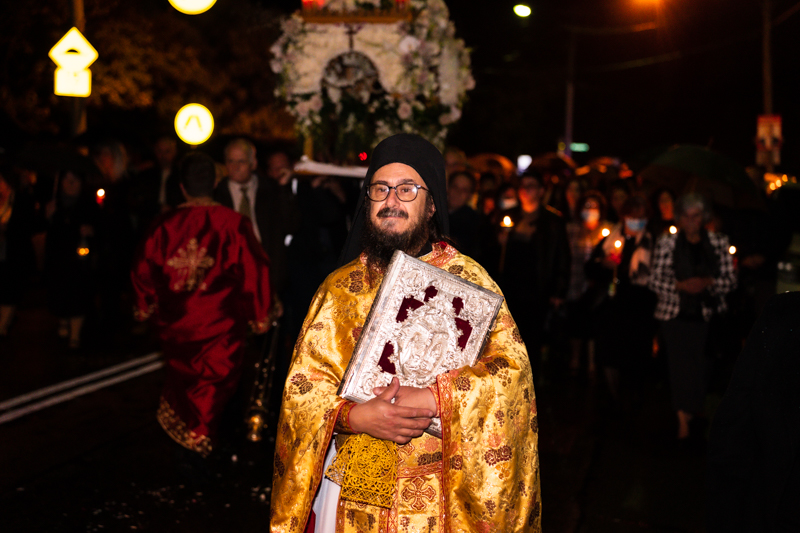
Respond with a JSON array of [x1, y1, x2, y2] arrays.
[[639, 145, 763, 210]]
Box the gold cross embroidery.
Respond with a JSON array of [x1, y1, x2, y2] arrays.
[[400, 477, 436, 511], [166, 238, 214, 292]]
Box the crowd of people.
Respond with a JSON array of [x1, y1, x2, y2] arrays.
[[1, 132, 798, 531], [0, 137, 794, 438]]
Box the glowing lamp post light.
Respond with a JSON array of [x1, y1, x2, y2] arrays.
[[48, 27, 98, 97], [514, 4, 532, 17], [175, 104, 214, 146], [168, 0, 216, 15]]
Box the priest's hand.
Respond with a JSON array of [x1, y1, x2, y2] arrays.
[[349, 378, 435, 444], [373, 381, 438, 415]]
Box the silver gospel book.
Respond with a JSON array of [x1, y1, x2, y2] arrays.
[[338, 250, 504, 438]]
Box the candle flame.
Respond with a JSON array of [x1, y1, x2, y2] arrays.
[[729, 246, 736, 255], [96, 189, 105, 198], [77, 247, 90, 257], [601, 228, 610, 237], [669, 225, 678, 234], [614, 240, 622, 249], [501, 216, 514, 228]]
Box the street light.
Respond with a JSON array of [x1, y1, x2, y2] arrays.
[[168, 0, 216, 15], [514, 4, 532, 18]]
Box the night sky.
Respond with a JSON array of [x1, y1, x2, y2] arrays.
[[3, 0, 800, 171]]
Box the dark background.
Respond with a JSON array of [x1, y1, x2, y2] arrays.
[[1, 0, 798, 170]]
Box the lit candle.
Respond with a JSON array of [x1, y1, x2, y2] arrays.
[[614, 239, 622, 250], [729, 246, 736, 255], [96, 188, 105, 206], [498, 216, 514, 273], [669, 225, 677, 235], [601, 228, 610, 237]]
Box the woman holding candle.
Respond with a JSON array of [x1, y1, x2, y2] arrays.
[[586, 195, 657, 405], [648, 187, 677, 237], [44, 169, 101, 349], [565, 190, 608, 375]]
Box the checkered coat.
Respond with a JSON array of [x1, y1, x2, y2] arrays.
[[649, 231, 737, 321]]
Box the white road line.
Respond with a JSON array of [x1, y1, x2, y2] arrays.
[[0, 352, 162, 412], [0, 361, 164, 425]]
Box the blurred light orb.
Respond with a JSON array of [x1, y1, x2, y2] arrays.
[[359, 152, 368, 162], [175, 104, 214, 145], [517, 154, 532, 172], [514, 4, 532, 17], [96, 189, 105, 198], [669, 225, 678, 234], [729, 246, 737, 255], [168, 0, 216, 15], [614, 240, 623, 249], [601, 228, 611, 237], [501, 216, 514, 228]]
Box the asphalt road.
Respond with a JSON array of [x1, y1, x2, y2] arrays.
[[0, 289, 709, 533]]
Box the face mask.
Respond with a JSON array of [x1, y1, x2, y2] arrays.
[[499, 198, 518, 210], [625, 218, 647, 233], [581, 209, 600, 224]]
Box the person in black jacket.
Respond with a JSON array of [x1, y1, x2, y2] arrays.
[[491, 170, 571, 381], [0, 168, 35, 337], [447, 169, 482, 258], [213, 138, 298, 298], [44, 169, 101, 349], [707, 291, 800, 533]]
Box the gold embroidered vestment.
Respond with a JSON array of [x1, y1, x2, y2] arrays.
[[270, 244, 541, 532]]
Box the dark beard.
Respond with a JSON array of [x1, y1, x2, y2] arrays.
[[361, 206, 431, 271]]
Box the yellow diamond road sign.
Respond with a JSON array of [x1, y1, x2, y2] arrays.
[[175, 104, 214, 145], [49, 27, 98, 97]]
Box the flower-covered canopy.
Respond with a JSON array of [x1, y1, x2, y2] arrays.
[[270, 0, 474, 163]]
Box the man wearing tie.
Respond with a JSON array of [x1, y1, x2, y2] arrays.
[[213, 138, 298, 298]]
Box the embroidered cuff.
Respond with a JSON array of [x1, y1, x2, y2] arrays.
[[428, 383, 440, 417], [335, 400, 357, 434], [133, 304, 156, 322]]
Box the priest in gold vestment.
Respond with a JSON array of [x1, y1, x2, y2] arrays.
[[271, 134, 541, 533]]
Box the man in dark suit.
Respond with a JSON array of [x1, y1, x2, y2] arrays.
[[213, 138, 298, 297], [490, 170, 571, 381], [707, 291, 800, 532], [130, 137, 182, 238]]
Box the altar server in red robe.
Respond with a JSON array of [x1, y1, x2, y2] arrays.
[[132, 152, 273, 458]]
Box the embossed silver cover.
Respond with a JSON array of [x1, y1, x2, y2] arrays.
[[338, 250, 504, 438]]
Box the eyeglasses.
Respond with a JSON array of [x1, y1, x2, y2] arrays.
[[366, 183, 429, 202]]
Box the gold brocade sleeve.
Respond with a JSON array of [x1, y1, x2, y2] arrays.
[[438, 256, 542, 532], [270, 260, 376, 533]]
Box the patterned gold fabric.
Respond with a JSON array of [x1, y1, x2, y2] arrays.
[[157, 396, 213, 457], [326, 433, 398, 508], [270, 243, 541, 532]]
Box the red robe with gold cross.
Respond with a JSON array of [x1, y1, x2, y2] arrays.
[[131, 203, 272, 456]]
